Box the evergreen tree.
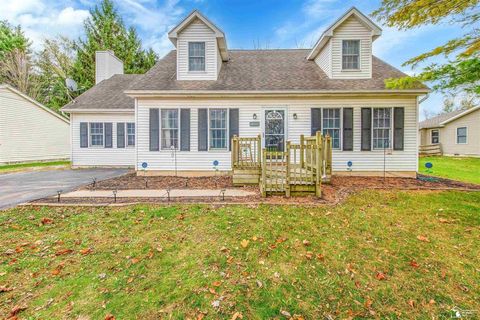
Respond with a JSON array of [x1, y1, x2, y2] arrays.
[[0, 20, 30, 58], [72, 0, 157, 92]]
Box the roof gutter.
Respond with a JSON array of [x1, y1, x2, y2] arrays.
[[125, 89, 430, 98]]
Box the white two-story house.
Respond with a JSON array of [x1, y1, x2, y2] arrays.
[[62, 7, 429, 177]]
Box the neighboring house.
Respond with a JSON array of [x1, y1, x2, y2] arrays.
[[0, 84, 70, 164], [62, 7, 429, 177], [419, 106, 480, 157]]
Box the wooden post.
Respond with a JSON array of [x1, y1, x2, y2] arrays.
[[315, 133, 322, 197], [231, 135, 238, 169], [285, 142, 291, 197], [261, 148, 267, 197], [299, 134, 305, 169], [326, 135, 332, 182], [257, 134, 262, 171]]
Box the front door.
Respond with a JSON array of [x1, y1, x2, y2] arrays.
[[263, 108, 286, 152]]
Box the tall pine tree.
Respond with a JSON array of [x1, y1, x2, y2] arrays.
[[72, 0, 157, 92]]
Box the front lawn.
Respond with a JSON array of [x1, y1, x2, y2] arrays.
[[1, 191, 479, 319], [0, 160, 70, 173], [419, 156, 480, 184]]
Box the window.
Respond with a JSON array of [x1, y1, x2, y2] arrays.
[[161, 109, 179, 149], [373, 108, 392, 149], [209, 109, 227, 149], [342, 40, 360, 70], [188, 42, 205, 71], [431, 129, 439, 144], [90, 122, 104, 146], [457, 127, 467, 144], [127, 123, 135, 146], [322, 108, 341, 149]]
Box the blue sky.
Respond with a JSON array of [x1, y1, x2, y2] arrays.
[[0, 0, 466, 119]]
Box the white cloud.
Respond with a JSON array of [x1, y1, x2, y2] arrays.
[[0, 0, 89, 50]]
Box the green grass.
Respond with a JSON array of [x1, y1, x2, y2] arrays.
[[0, 160, 70, 172], [419, 156, 480, 184], [1, 191, 479, 319]]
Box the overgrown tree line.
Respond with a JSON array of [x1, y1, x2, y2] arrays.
[[0, 0, 157, 113], [373, 0, 480, 117]]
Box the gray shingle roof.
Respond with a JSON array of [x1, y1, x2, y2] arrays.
[[128, 49, 422, 92], [419, 109, 466, 129], [63, 49, 427, 111], [62, 74, 139, 111]]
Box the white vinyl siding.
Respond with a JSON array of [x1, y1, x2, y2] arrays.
[[436, 109, 480, 156], [331, 15, 372, 79], [70, 113, 135, 167], [0, 87, 70, 164], [314, 40, 332, 77], [136, 96, 418, 174], [176, 18, 220, 80]]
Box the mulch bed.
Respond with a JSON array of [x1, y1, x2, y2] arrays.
[[84, 172, 241, 190], [30, 173, 480, 206]]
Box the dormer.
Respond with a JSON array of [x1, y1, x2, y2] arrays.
[[307, 7, 382, 79], [168, 10, 228, 81]]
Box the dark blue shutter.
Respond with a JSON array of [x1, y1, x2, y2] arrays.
[[361, 108, 372, 151], [104, 123, 112, 148], [394, 107, 404, 150], [149, 109, 159, 151], [198, 109, 208, 151], [343, 108, 353, 151], [117, 123, 125, 148], [229, 109, 239, 151], [80, 122, 88, 148], [180, 109, 190, 151], [311, 108, 321, 136]]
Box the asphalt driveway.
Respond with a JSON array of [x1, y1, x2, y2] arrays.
[[0, 168, 129, 210]]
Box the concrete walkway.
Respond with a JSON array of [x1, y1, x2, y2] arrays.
[[61, 189, 256, 198]]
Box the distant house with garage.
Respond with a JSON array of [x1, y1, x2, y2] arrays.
[[62, 7, 429, 177], [419, 106, 480, 157], [0, 84, 70, 164]]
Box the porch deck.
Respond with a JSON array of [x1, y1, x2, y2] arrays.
[[231, 133, 332, 197]]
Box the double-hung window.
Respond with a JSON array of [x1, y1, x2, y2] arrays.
[[188, 42, 205, 71], [127, 123, 135, 147], [322, 108, 341, 149], [373, 108, 392, 149], [161, 109, 179, 149], [431, 129, 439, 144], [342, 40, 360, 70], [457, 127, 467, 144], [90, 122, 104, 147], [209, 109, 227, 150]]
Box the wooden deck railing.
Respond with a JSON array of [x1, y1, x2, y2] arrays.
[[231, 133, 332, 197]]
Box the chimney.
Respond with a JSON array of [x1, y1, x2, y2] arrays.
[[95, 51, 124, 84]]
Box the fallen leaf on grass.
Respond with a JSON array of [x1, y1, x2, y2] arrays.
[[231, 312, 243, 320], [0, 286, 13, 293], [438, 218, 450, 224], [55, 249, 73, 256], [41, 217, 54, 225], [9, 305, 27, 317], [364, 297, 373, 309], [302, 239, 311, 246], [409, 260, 420, 268], [131, 258, 140, 264], [316, 253, 325, 261], [240, 239, 249, 248], [417, 235, 430, 242], [156, 246, 163, 253], [212, 281, 221, 287], [375, 272, 387, 281], [280, 310, 291, 318], [105, 314, 115, 320], [408, 300, 415, 308], [80, 248, 92, 255], [127, 277, 134, 284], [305, 251, 313, 260]]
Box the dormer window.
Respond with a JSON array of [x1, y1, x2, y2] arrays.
[[342, 40, 360, 70], [188, 42, 205, 71]]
